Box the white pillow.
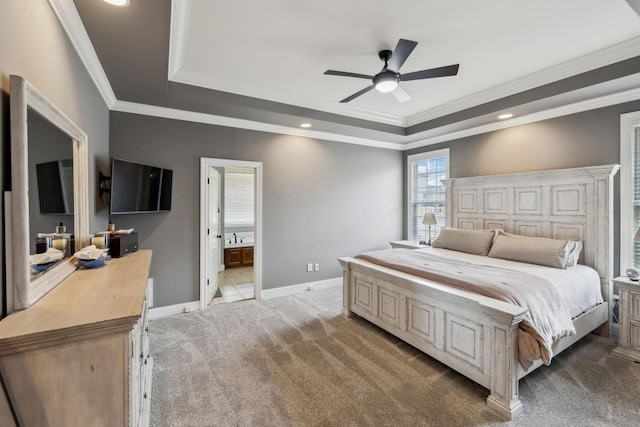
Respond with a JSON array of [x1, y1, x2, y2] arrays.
[[565, 240, 583, 267], [431, 228, 496, 256], [488, 231, 574, 269]]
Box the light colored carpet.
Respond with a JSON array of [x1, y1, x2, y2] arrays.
[[149, 286, 640, 426]]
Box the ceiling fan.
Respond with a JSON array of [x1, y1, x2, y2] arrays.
[[324, 39, 459, 104]]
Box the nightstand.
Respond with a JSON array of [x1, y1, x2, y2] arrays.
[[612, 276, 640, 362], [389, 240, 427, 249]]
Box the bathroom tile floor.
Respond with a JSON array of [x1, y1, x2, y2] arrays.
[[211, 266, 254, 305]]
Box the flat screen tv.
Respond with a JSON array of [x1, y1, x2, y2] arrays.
[[36, 159, 74, 215], [110, 158, 173, 214]]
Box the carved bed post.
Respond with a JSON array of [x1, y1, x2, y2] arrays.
[[485, 309, 527, 419], [338, 258, 355, 318]]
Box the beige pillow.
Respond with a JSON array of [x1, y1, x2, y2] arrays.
[[431, 228, 496, 256], [488, 231, 573, 269]]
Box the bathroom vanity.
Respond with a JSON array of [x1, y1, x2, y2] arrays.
[[224, 245, 254, 268]]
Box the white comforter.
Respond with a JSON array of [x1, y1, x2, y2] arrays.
[[419, 247, 603, 319]]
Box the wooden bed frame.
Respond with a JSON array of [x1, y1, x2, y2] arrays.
[[338, 164, 619, 419]]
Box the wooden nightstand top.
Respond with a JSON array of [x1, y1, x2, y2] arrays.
[[613, 276, 640, 291]]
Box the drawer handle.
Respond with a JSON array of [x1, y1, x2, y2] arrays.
[[144, 393, 147, 399]]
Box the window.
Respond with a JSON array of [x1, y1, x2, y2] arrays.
[[621, 112, 640, 269], [407, 148, 449, 243], [224, 168, 254, 227]]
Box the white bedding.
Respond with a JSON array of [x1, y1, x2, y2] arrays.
[[414, 246, 603, 319]]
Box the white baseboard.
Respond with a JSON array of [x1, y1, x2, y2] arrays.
[[148, 277, 342, 319], [149, 300, 200, 320], [261, 277, 342, 299]]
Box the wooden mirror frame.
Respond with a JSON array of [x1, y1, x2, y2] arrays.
[[9, 75, 89, 310]]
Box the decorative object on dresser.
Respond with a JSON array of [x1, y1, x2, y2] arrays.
[[612, 276, 640, 362], [339, 164, 618, 419], [110, 232, 139, 258], [0, 250, 153, 426], [420, 213, 437, 246]]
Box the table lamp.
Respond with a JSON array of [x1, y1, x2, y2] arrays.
[[420, 213, 437, 246]]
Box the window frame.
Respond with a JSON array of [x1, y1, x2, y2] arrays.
[[620, 112, 640, 270], [406, 148, 450, 242]]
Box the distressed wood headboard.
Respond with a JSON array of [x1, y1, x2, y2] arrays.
[[442, 164, 619, 309]]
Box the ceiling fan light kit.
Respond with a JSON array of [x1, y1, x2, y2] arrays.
[[324, 39, 459, 103], [373, 71, 399, 93]]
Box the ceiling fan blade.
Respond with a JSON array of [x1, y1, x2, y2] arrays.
[[391, 86, 411, 104], [340, 85, 374, 103], [387, 39, 418, 72], [401, 64, 460, 81], [324, 70, 374, 80]]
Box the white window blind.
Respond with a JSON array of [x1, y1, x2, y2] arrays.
[[224, 168, 254, 227], [407, 149, 448, 242]]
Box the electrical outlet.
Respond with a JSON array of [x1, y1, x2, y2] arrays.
[[314, 263, 320, 272], [307, 263, 313, 272]]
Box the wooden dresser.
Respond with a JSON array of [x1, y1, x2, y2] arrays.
[[0, 250, 153, 426]]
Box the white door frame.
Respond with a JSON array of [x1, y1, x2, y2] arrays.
[[199, 158, 263, 310]]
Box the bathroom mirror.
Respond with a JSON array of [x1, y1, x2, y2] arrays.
[[9, 75, 89, 310]]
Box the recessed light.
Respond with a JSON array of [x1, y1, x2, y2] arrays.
[[299, 123, 312, 128], [498, 113, 514, 120], [104, 0, 130, 6]]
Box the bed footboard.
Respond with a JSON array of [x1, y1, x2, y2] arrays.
[[339, 257, 528, 419]]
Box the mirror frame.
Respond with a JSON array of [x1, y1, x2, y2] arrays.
[[9, 75, 89, 310]]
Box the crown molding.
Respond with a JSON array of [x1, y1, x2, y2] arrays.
[[406, 36, 640, 127], [47, 0, 116, 108], [111, 100, 405, 150], [168, 0, 191, 78], [403, 83, 640, 150], [169, 69, 407, 127]]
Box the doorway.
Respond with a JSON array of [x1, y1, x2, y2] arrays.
[[199, 158, 262, 310]]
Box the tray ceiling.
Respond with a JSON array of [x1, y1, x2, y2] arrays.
[[69, 0, 640, 148]]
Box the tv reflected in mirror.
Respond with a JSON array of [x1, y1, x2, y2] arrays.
[[110, 158, 173, 214], [36, 159, 74, 215]]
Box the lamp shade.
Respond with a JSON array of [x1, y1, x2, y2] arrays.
[[634, 228, 640, 241], [422, 213, 437, 225]]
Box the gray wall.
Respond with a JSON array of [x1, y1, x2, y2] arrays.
[[406, 100, 640, 276], [1, 0, 110, 315], [110, 112, 404, 307]]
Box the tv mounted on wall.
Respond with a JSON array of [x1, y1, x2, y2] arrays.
[[110, 158, 173, 214]]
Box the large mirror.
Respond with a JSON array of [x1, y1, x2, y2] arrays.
[[9, 75, 89, 311]]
